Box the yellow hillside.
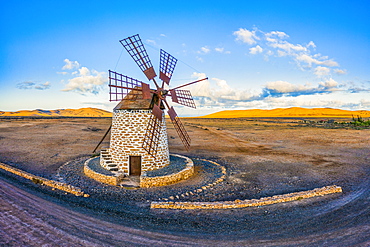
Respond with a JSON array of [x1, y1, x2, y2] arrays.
[[200, 107, 370, 118], [0, 108, 112, 117]]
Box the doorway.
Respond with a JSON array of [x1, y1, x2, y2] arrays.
[[129, 156, 141, 176]]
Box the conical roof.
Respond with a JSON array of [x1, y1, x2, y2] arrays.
[[114, 87, 164, 110]]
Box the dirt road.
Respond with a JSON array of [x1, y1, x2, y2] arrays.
[[0, 117, 369, 246]]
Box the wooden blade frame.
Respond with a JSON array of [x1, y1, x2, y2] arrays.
[[120, 34, 157, 81], [170, 89, 196, 108], [167, 106, 190, 150], [142, 115, 162, 157], [171, 116, 191, 151], [159, 49, 177, 85], [152, 104, 163, 121], [109, 70, 148, 101]]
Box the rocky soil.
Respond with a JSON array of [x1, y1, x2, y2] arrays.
[[0, 117, 369, 246]]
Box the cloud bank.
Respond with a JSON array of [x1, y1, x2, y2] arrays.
[[191, 72, 340, 105], [59, 59, 107, 94], [17, 81, 51, 90], [186, 72, 370, 112], [233, 28, 342, 79]]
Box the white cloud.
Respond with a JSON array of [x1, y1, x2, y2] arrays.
[[186, 73, 363, 115], [34, 81, 51, 90], [16, 81, 35, 89], [190, 72, 211, 98], [16, 81, 51, 90], [146, 39, 156, 45], [78, 67, 90, 76], [277, 50, 287, 57], [62, 59, 80, 70], [265, 31, 289, 44], [233, 28, 259, 45], [360, 99, 370, 108], [265, 80, 311, 93], [196, 56, 204, 62], [269, 41, 307, 52], [215, 47, 231, 54], [263, 78, 339, 98], [190, 72, 256, 103], [198, 46, 211, 54], [190, 73, 342, 111], [215, 47, 224, 53], [61, 66, 107, 94], [266, 31, 289, 39], [307, 41, 316, 48], [319, 78, 338, 89], [334, 69, 347, 75], [314, 66, 331, 76], [249, 45, 263, 54], [295, 54, 339, 67], [266, 50, 274, 56], [233, 28, 342, 77]]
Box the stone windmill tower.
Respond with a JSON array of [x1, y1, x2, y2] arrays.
[[98, 34, 207, 176]]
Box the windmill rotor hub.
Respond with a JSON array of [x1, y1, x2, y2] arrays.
[[161, 89, 169, 97], [155, 88, 168, 99]]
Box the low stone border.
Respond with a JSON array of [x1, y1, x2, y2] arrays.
[[0, 162, 89, 197], [84, 157, 124, 186], [140, 154, 194, 188], [158, 158, 227, 201], [151, 185, 342, 209]]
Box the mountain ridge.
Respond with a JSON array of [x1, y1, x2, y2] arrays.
[[199, 107, 370, 118], [0, 108, 112, 117], [1, 107, 370, 118]]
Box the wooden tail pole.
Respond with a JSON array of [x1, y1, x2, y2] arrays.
[[92, 124, 112, 153]]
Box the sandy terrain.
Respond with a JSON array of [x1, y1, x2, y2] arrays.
[[0, 117, 369, 246]]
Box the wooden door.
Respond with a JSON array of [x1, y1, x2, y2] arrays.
[[129, 156, 141, 176]]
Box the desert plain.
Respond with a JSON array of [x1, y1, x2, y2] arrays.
[[0, 115, 369, 246]]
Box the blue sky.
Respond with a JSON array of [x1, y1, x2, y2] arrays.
[[1, 0, 369, 116]]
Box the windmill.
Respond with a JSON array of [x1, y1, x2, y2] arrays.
[[97, 34, 207, 176]]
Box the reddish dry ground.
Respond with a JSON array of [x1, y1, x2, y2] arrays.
[[0, 117, 369, 246]]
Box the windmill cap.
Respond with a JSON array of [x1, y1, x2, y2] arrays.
[[114, 87, 164, 110]]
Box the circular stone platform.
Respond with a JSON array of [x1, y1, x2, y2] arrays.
[[83, 154, 195, 188], [56, 155, 226, 202]]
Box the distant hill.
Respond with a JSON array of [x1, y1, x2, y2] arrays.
[[200, 107, 370, 118], [0, 108, 112, 117]]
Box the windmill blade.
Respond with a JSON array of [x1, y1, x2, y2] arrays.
[[168, 107, 191, 150], [169, 89, 196, 108], [142, 115, 162, 157], [120, 34, 157, 81], [109, 70, 150, 101], [167, 106, 177, 121], [152, 104, 163, 121], [159, 49, 178, 85], [141, 82, 151, 99]]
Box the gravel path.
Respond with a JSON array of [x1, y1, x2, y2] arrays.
[[1, 118, 369, 246], [56, 155, 224, 202]]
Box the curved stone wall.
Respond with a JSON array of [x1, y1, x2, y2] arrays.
[[84, 157, 123, 186], [140, 154, 194, 188], [0, 162, 88, 197], [151, 185, 342, 209]]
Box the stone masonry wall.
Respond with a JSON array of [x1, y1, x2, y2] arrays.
[[109, 109, 170, 175], [140, 154, 194, 188], [151, 185, 342, 209], [0, 162, 88, 197], [84, 158, 123, 186]]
